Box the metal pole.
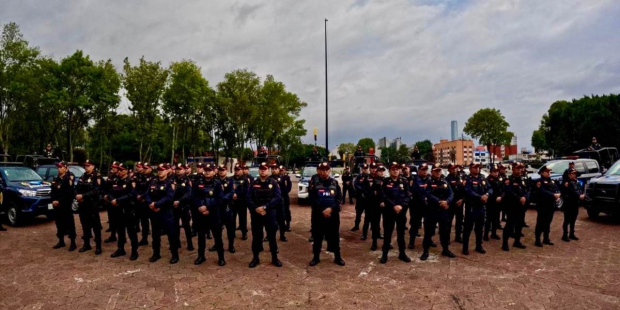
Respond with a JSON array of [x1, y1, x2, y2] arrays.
[[325, 18, 329, 159]]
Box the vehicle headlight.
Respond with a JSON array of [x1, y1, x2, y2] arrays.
[[18, 189, 37, 197], [300, 182, 309, 187]]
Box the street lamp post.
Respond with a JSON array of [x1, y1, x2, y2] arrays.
[[324, 18, 329, 159]]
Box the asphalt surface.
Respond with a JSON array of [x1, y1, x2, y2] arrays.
[[1, 180, 619, 309]]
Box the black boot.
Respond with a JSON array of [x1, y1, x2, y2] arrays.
[[334, 253, 345, 266], [562, 232, 570, 242], [272, 254, 282, 267], [104, 236, 117, 243], [360, 235, 367, 241], [351, 226, 359, 231], [475, 246, 486, 254], [309, 253, 320, 266], [534, 239, 543, 247], [130, 250, 139, 261], [442, 249, 456, 258], [208, 245, 217, 252], [491, 233, 501, 240], [513, 242, 526, 249], [170, 252, 179, 264], [398, 252, 411, 263], [218, 252, 226, 266], [138, 238, 148, 246], [194, 255, 206, 265], [420, 250, 429, 261], [280, 234, 287, 242], [79, 241, 92, 253], [380, 252, 388, 264], [228, 244, 236, 254], [68, 239, 77, 252], [543, 239, 554, 246], [241, 232, 248, 240], [249, 255, 260, 268], [569, 233, 579, 240], [111, 248, 126, 258], [502, 242, 510, 251], [52, 239, 66, 249], [408, 238, 415, 249], [483, 233, 490, 242], [370, 242, 377, 251], [187, 242, 194, 251], [149, 253, 161, 262], [95, 243, 102, 255]]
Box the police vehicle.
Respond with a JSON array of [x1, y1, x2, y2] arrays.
[[0, 166, 53, 226], [584, 159, 620, 219]]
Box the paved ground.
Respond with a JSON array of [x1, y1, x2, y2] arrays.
[[1, 183, 620, 310]]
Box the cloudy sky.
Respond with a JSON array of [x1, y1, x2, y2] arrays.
[[3, 0, 620, 150]]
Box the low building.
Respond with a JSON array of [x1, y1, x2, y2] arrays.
[[433, 139, 475, 166]]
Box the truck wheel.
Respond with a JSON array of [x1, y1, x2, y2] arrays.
[[7, 201, 22, 226], [587, 208, 600, 219]]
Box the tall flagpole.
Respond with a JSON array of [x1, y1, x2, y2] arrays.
[[325, 18, 329, 159]]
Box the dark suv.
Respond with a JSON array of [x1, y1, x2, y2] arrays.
[[585, 160, 620, 219], [0, 166, 53, 226]]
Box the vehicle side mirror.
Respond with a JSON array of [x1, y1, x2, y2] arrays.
[[295, 174, 301, 178]]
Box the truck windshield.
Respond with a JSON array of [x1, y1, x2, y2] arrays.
[[606, 161, 620, 175], [2, 168, 44, 182], [544, 161, 569, 174], [302, 167, 317, 177]]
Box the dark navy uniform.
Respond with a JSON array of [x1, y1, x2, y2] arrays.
[[269, 172, 287, 241], [463, 172, 492, 254], [108, 174, 139, 258], [232, 173, 250, 238], [485, 173, 503, 240], [560, 173, 582, 240], [380, 174, 411, 262], [192, 173, 225, 265], [247, 174, 282, 265], [172, 173, 193, 251], [145, 175, 179, 263], [501, 172, 529, 250], [135, 168, 153, 244], [279, 171, 293, 230], [218, 174, 237, 250], [366, 170, 384, 250], [103, 170, 119, 242], [75, 168, 103, 253], [445, 171, 465, 242], [50, 169, 76, 249], [352, 169, 369, 232], [410, 172, 430, 248], [341, 170, 355, 204], [310, 173, 343, 262], [423, 174, 453, 256], [535, 174, 560, 245]]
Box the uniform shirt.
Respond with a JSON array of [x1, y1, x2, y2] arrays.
[[425, 176, 453, 208], [192, 175, 222, 214], [412, 175, 431, 206], [354, 150, 366, 163], [486, 174, 503, 203], [218, 176, 234, 208], [135, 173, 154, 199], [465, 174, 493, 207], [277, 174, 292, 194], [232, 175, 249, 201], [75, 171, 103, 204], [368, 174, 384, 203], [353, 172, 369, 197], [51, 172, 76, 205], [172, 175, 192, 205], [145, 177, 175, 210], [381, 176, 410, 210], [445, 173, 465, 204], [310, 176, 341, 212], [341, 172, 353, 188], [501, 175, 529, 205], [108, 176, 135, 208], [560, 178, 582, 203], [247, 177, 281, 212], [537, 176, 560, 205]]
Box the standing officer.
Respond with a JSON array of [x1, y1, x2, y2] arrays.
[[498, 164, 508, 225], [50, 161, 77, 251], [279, 166, 293, 232], [380, 162, 411, 264], [145, 164, 180, 264], [367, 163, 385, 251], [103, 162, 119, 243], [232, 164, 250, 240], [560, 168, 584, 242], [269, 164, 288, 242], [247, 162, 282, 268], [484, 165, 503, 241], [310, 146, 322, 161], [109, 163, 139, 260], [409, 163, 431, 249], [353, 145, 365, 172], [172, 164, 194, 251], [462, 163, 492, 255], [135, 163, 153, 245], [309, 162, 345, 266], [445, 163, 465, 243], [216, 164, 237, 253], [534, 166, 561, 247], [242, 165, 254, 183], [192, 164, 225, 266], [561, 162, 578, 183], [351, 163, 369, 233], [75, 160, 104, 254], [421, 164, 455, 260], [501, 163, 528, 251], [341, 167, 355, 205]]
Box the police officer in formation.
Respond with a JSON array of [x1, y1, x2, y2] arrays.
[[351, 163, 369, 232], [192, 163, 226, 266], [341, 167, 355, 205], [50, 161, 77, 251], [463, 163, 491, 255], [232, 164, 250, 240], [278, 165, 293, 233], [172, 164, 194, 251], [134, 162, 153, 246], [409, 163, 431, 249], [560, 168, 583, 242], [380, 162, 411, 264], [247, 162, 282, 268], [75, 160, 103, 254], [215, 164, 237, 253], [309, 162, 345, 266], [366, 163, 385, 251], [445, 163, 465, 243], [534, 165, 560, 247], [103, 162, 119, 243], [269, 164, 288, 242], [501, 163, 528, 251], [421, 165, 455, 260], [484, 165, 503, 241], [109, 163, 139, 260]]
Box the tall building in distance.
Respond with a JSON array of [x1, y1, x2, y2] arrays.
[[451, 120, 458, 141], [378, 137, 388, 148], [390, 137, 402, 149], [434, 139, 474, 166]]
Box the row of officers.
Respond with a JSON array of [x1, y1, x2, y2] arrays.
[[49, 158, 584, 267]]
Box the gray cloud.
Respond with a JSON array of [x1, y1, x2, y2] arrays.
[[2, 0, 619, 150]]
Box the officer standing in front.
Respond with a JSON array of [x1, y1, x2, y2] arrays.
[[309, 162, 345, 266], [172, 164, 194, 251], [421, 164, 455, 260], [560, 168, 584, 242], [445, 163, 465, 243], [279, 165, 293, 232], [232, 164, 249, 240], [192, 164, 226, 266], [50, 161, 77, 251], [145, 164, 180, 264], [534, 165, 561, 247], [135, 163, 153, 246], [269, 164, 288, 242], [216, 164, 237, 253], [341, 167, 355, 205], [247, 162, 282, 268], [484, 165, 503, 241], [409, 163, 431, 249], [351, 163, 369, 233], [103, 162, 119, 243], [75, 160, 104, 254], [109, 163, 139, 260], [501, 163, 528, 251], [462, 163, 492, 255], [380, 162, 411, 264], [367, 163, 385, 251]]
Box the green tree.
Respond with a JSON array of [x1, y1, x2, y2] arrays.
[[414, 140, 433, 160], [356, 138, 375, 153], [123, 56, 169, 162], [338, 142, 356, 160], [464, 108, 514, 164], [531, 128, 547, 154]]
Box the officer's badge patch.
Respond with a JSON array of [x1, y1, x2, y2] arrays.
[[399, 184, 404, 189], [523, 181, 526, 186], [87, 178, 91, 183], [132, 182, 136, 188], [224, 183, 228, 187], [160, 186, 164, 190], [181, 183, 185, 186], [499, 178, 503, 181], [330, 190, 335, 195], [123, 184, 127, 188], [482, 181, 486, 186], [209, 191, 213, 196], [444, 184, 448, 188], [240, 181, 244, 184], [269, 184, 273, 189]]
